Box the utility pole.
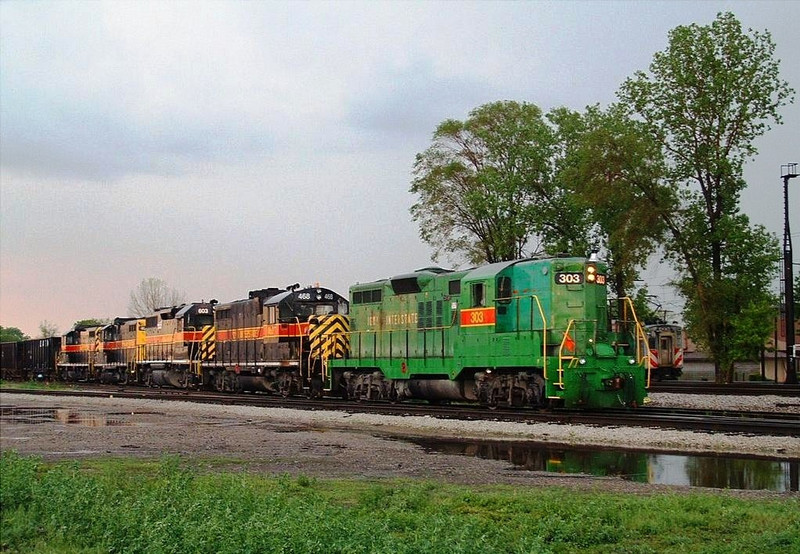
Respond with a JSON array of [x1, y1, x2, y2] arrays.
[[781, 163, 797, 384]]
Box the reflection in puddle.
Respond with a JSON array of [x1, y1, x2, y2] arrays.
[[411, 438, 800, 492], [1, 406, 129, 427]]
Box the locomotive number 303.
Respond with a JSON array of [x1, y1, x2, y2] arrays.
[[470, 311, 486, 324], [555, 272, 583, 285]]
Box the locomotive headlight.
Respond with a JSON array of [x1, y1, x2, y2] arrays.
[[628, 358, 636, 365], [586, 265, 597, 283], [579, 358, 586, 365]]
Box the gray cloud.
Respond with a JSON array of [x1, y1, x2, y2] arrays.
[[346, 58, 499, 142]]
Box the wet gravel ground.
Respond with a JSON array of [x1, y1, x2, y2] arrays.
[[648, 392, 800, 413], [1, 391, 798, 497]]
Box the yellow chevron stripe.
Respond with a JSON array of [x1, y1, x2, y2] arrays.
[[309, 315, 350, 360], [200, 325, 216, 361]]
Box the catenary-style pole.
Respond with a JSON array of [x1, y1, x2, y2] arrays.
[[781, 163, 797, 384]]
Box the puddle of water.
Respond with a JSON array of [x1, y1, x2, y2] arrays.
[[411, 438, 800, 492], [1, 407, 129, 427]]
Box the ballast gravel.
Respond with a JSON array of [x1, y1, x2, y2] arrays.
[[648, 392, 800, 413], [1, 391, 798, 496]]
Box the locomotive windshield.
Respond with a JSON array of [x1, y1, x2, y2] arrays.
[[186, 310, 214, 329], [281, 303, 339, 320], [299, 304, 336, 318]]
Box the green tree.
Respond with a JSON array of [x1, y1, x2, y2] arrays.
[[128, 277, 186, 317], [618, 12, 793, 382], [550, 104, 669, 300], [410, 100, 586, 265], [73, 318, 111, 328], [0, 326, 29, 342], [630, 288, 666, 326], [38, 321, 59, 338]]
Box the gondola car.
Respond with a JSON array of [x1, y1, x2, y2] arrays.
[[1, 337, 61, 380], [1, 341, 23, 380]]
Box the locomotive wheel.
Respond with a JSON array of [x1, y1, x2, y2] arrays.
[[510, 387, 526, 408], [309, 375, 323, 399], [487, 389, 500, 410], [278, 375, 292, 397]]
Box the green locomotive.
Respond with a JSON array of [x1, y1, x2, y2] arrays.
[[328, 257, 650, 409]]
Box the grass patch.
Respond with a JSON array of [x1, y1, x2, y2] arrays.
[[1, 451, 798, 553], [0, 379, 68, 391]]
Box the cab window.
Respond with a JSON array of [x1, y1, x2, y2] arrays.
[[497, 276, 512, 304], [471, 283, 485, 307]]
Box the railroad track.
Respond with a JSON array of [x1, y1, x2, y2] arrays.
[[2, 385, 799, 437], [649, 380, 800, 396]]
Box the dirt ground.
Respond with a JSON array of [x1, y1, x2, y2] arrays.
[[1, 392, 796, 497]]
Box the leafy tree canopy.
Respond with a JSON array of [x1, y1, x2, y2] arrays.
[[550, 103, 670, 298], [38, 321, 59, 339], [410, 101, 668, 299], [0, 326, 29, 342], [618, 12, 793, 381], [410, 100, 586, 265], [73, 318, 112, 329]]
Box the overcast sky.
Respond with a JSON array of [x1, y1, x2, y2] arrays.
[[1, 0, 798, 337]]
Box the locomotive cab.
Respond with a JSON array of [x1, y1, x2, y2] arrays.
[[57, 325, 102, 381], [265, 287, 349, 396], [266, 287, 349, 322]]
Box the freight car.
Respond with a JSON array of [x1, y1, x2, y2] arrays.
[[1, 337, 60, 380], [646, 323, 684, 380], [328, 256, 650, 409], [208, 286, 349, 396], [0, 341, 22, 379]]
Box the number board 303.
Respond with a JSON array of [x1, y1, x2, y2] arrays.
[[555, 272, 583, 285]]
